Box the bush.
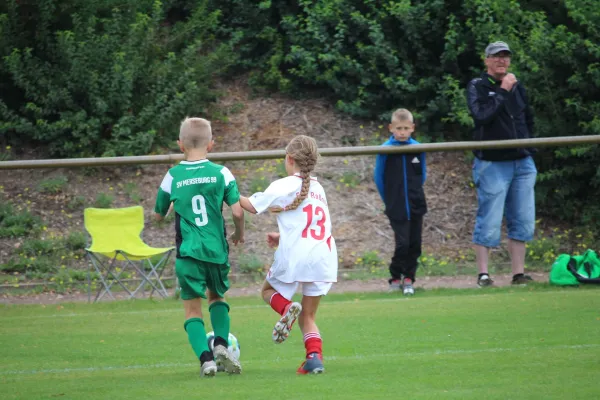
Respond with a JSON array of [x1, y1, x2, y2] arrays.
[[67, 195, 86, 211], [237, 254, 265, 276], [209, 0, 600, 232], [0, 0, 235, 157], [526, 225, 599, 267], [37, 175, 68, 194], [355, 250, 385, 272], [94, 192, 114, 208], [2, 0, 599, 231], [1, 234, 87, 274], [65, 231, 86, 251], [124, 182, 142, 203], [0, 198, 42, 238]]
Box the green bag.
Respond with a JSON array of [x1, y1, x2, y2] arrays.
[[549, 249, 600, 286]]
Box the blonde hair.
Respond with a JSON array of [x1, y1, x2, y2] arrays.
[[284, 135, 319, 211], [391, 108, 414, 123], [179, 117, 212, 149]]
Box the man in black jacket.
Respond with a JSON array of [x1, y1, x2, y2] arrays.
[[466, 41, 537, 287]]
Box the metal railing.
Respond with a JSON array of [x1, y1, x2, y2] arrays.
[[1, 135, 599, 169]]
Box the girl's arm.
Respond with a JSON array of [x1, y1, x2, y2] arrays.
[[266, 232, 280, 248], [239, 196, 258, 214]]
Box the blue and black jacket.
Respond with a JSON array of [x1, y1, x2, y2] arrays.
[[374, 136, 427, 221]]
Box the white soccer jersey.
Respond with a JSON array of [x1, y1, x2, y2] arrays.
[[248, 174, 338, 283]]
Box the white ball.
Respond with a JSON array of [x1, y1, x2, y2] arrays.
[[206, 331, 241, 360]]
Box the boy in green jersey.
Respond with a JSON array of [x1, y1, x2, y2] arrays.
[[155, 117, 245, 377]]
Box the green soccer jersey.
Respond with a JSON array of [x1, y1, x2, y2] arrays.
[[154, 159, 240, 264]]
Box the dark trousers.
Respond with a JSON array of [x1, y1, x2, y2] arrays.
[[387, 216, 423, 282]]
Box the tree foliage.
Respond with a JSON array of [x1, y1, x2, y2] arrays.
[[1, 0, 235, 157], [208, 0, 600, 228], [1, 0, 599, 227]]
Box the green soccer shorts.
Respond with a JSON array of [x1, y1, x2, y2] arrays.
[[175, 257, 230, 300]]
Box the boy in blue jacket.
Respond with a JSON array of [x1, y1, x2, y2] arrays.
[[374, 109, 427, 295]]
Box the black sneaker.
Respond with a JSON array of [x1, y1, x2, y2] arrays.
[[511, 274, 533, 285], [477, 273, 493, 287]]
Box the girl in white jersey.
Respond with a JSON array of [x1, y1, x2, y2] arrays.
[[239, 135, 338, 374]]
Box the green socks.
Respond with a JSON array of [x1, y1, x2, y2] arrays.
[[183, 302, 230, 360], [183, 318, 209, 359], [209, 301, 230, 345]]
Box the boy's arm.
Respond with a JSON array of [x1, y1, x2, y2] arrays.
[[229, 201, 245, 245], [239, 196, 258, 214], [373, 154, 385, 200], [154, 172, 173, 220], [154, 203, 173, 222], [221, 166, 245, 244], [421, 152, 427, 185]]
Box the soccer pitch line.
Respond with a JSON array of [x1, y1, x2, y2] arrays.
[[1, 343, 599, 376]]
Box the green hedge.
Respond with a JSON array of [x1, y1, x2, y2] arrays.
[[1, 0, 599, 228], [208, 0, 600, 229], [1, 0, 235, 157]]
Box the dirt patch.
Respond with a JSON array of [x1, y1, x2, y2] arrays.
[[0, 79, 478, 270], [1, 77, 561, 299]]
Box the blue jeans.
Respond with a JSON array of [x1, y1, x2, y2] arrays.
[[472, 157, 537, 247]]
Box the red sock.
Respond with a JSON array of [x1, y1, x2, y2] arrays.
[[269, 292, 291, 316], [303, 332, 322, 356]]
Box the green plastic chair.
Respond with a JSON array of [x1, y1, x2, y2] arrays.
[[84, 206, 174, 302]]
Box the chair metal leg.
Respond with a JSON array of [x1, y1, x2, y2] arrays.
[[88, 253, 118, 302], [147, 251, 173, 298], [86, 252, 92, 303], [125, 257, 165, 298], [87, 252, 113, 302], [86, 250, 175, 302], [129, 250, 173, 299], [97, 253, 135, 301], [88, 252, 134, 302]]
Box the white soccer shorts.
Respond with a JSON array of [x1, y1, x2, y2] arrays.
[[267, 276, 333, 301]]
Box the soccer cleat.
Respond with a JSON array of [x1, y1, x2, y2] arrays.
[[511, 274, 533, 285], [403, 280, 415, 296], [273, 302, 302, 344], [477, 274, 493, 287], [213, 344, 242, 374], [388, 279, 402, 292], [200, 360, 218, 377], [215, 360, 225, 372], [297, 352, 325, 375]]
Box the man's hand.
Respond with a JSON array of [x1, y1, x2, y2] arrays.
[[266, 232, 280, 248], [230, 230, 244, 246], [500, 73, 518, 91]]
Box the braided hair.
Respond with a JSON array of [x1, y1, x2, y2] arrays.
[[283, 135, 319, 211]]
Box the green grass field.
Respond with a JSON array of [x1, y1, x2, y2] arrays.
[[1, 286, 599, 400]]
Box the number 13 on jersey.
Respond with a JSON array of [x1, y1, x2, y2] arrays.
[[301, 204, 326, 240]]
